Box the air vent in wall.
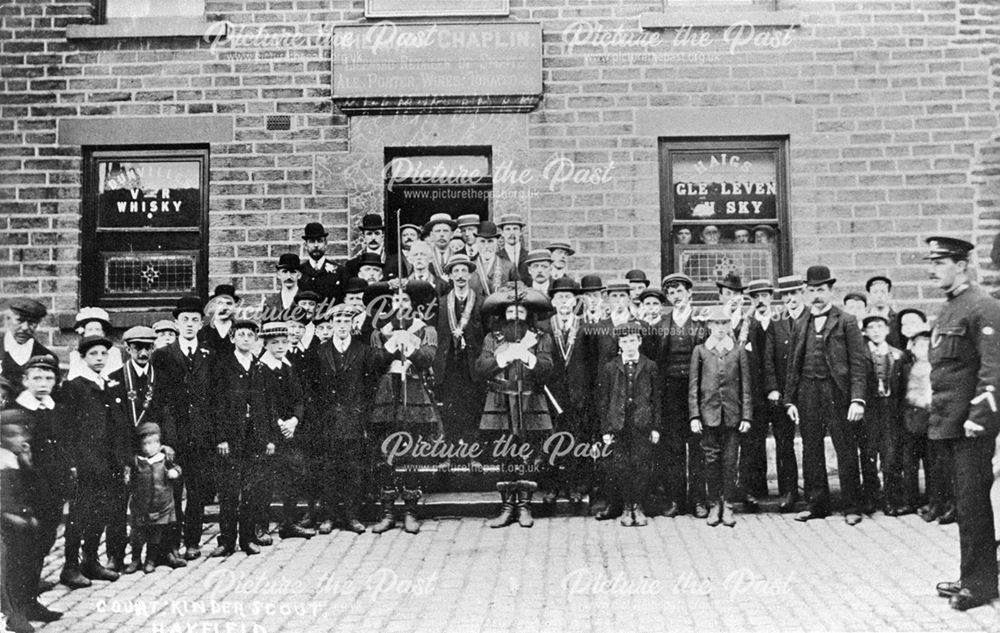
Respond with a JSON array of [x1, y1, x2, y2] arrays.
[[266, 115, 291, 131]]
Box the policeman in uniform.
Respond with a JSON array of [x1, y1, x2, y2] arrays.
[[925, 236, 1000, 611]]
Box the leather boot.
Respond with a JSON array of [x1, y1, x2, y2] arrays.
[[706, 501, 722, 527], [721, 502, 736, 527], [255, 523, 273, 546], [937, 503, 957, 525], [344, 504, 366, 534], [82, 558, 120, 582], [59, 563, 92, 589], [371, 489, 398, 534], [516, 481, 537, 528], [619, 504, 636, 527], [487, 482, 517, 528], [401, 489, 422, 534], [633, 504, 649, 527], [105, 555, 124, 574]]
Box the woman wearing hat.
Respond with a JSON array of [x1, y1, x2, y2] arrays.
[[67, 307, 123, 381], [475, 284, 555, 529], [369, 280, 442, 535]]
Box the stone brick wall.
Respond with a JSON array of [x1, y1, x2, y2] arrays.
[[1, 0, 997, 349]]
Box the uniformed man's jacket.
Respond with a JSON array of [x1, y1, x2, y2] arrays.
[[598, 355, 661, 434], [929, 283, 1000, 439], [784, 305, 868, 405]]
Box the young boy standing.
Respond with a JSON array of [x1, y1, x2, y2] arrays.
[[595, 322, 661, 526], [124, 423, 181, 574], [861, 315, 906, 515], [689, 306, 752, 527]]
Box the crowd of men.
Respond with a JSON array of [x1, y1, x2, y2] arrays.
[[1, 212, 998, 632]]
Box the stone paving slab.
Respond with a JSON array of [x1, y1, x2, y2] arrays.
[[25, 512, 1000, 633]]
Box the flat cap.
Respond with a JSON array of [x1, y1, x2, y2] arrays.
[[661, 273, 694, 290], [8, 299, 47, 321], [23, 354, 59, 373], [122, 326, 156, 344], [152, 319, 179, 334]]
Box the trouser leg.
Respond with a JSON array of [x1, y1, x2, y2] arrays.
[[953, 437, 999, 599]]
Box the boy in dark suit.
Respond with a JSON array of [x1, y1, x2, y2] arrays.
[[57, 335, 121, 587], [150, 295, 212, 563], [689, 306, 752, 527], [595, 322, 661, 527]]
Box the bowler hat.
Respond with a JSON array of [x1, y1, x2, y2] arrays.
[[423, 213, 457, 234], [865, 275, 892, 292], [8, 299, 46, 321], [924, 236, 974, 261], [231, 319, 259, 334], [74, 307, 113, 333], [805, 265, 836, 287], [716, 272, 745, 292], [579, 275, 606, 293], [357, 252, 384, 269], [457, 214, 480, 229], [153, 319, 179, 334], [522, 249, 553, 267], [294, 290, 322, 304], [625, 270, 650, 287], [638, 288, 666, 303], [329, 303, 363, 319], [661, 273, 694, 290], [443, 254, 476, 274], [752, 225, 777, 238], [78, 335, 112, 355], [546, 241, 576, 256], [359, 213, 385, 232], [172, 295, 204, 318], [302, 222, 328, 240], [344, 277, 368, 295], [276, 253, 301, 271], [549, 277, 581, 297], [482, 285, 552, 316], [496, 213, 526, 228], [122, 326, 157, 345], [477, 220, 500, 239], [746, 279, 775, 295], [23, 354, 59, 373], [211, 284, 239, 303]]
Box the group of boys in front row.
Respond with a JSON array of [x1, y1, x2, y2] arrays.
[[0, 217, 991, 631]]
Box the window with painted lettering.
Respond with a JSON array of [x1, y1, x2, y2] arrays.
[[95, 0, 205, 21], [82, 148, 209, 309], [659, 138, 789, 300]]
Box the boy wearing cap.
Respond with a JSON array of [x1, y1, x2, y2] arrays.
[[299, 222, 344, 303], [785, 266, 868, 526], [104, 326, 166, 572], [153, 320, 178, 350], [263, 254, 302, 321], [1, 411, 52, 633], [924, 236, 1000, 611], [434, 256, 485, 454], [900, 329, 936, 517], [2, 300, 54, 393], [124, 422, 182, 574], [861, 315, 907, 515], [313, 305, 387, 534], [656, 273, 709, 518], [209, 320, 266, 557], [866, 276, 902, 348], [596, 322, 661, 527], [256, 322, 311, 541], [689, 306, 752, 527], [57, 335, 121, 587], [842, 292, 868, 330], [7, 355, 71, 620], [67, 307, 123, 380], [199, 284, 240, 355], [150, 295, 213, 563]]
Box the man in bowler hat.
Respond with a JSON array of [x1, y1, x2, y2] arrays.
[[299, 222, 344, 303]]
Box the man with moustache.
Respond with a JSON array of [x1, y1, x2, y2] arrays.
[[406, 241, 448, 297], [150, 295, 213, 562], [656, 273, 708, 518], [424, 213, 458, 279], [470, 221, 518, 299], [1, 300, 54, 394], [396, 223, 420, 277], [546, 241, 575, 281], [457, 214, 480, 259], [924, 236, 1000, 611], [497, 213, 531, 283], [263, 254, 302, 322], [344, 213, 400, 282], [298, 222, 344, 304], [434, 254, 485, 455], [105, 326, 169, 572], [785, 266, 868, 526], [763, 275, 809, 511], [198, 284, 239, 355], [525, 250, 556, 320]]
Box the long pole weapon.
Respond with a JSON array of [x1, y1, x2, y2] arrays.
[[396, 209, 407, 408], [512, 265, 524, 434]]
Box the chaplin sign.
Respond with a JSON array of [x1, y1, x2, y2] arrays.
[[332, 22, 543, 113]]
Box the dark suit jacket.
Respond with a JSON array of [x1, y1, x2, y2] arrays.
[[106, 362, 166, 466], [764, 308, 807, 397], [547, 315, 591, 412], [784, 305, 868, 406], [863, 344, 906, 406], [469, 256, 518, 298], [434, 290, 485, 382], [150, 340, 213, 450], [313, 339, 387, 443], [211, 353, 276, 455], [1, 338, 55, 394], [256, 360, 305, 448], [655, 311, 708, 380], [198, 323, 235, 356], [498, 244, 531, 284], [597, 355, 661, 434], [689, 342, 753, 428], [299, 258, 344, 303], [57, 376, 117, 479]]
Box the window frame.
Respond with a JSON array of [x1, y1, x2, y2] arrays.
[[658, 136, 791, 287], [81, 146, 210, 310]]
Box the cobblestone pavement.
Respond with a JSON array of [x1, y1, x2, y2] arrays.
[[24, 510, 1000, 633]]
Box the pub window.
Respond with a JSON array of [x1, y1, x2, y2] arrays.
[[93, 0, 205, 23], [659, 137, 789, 302], [82, 147, 209, 310]]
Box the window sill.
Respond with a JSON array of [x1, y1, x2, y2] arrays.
[[639, 9, 802, 29], [66, 17, 224, 40]]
